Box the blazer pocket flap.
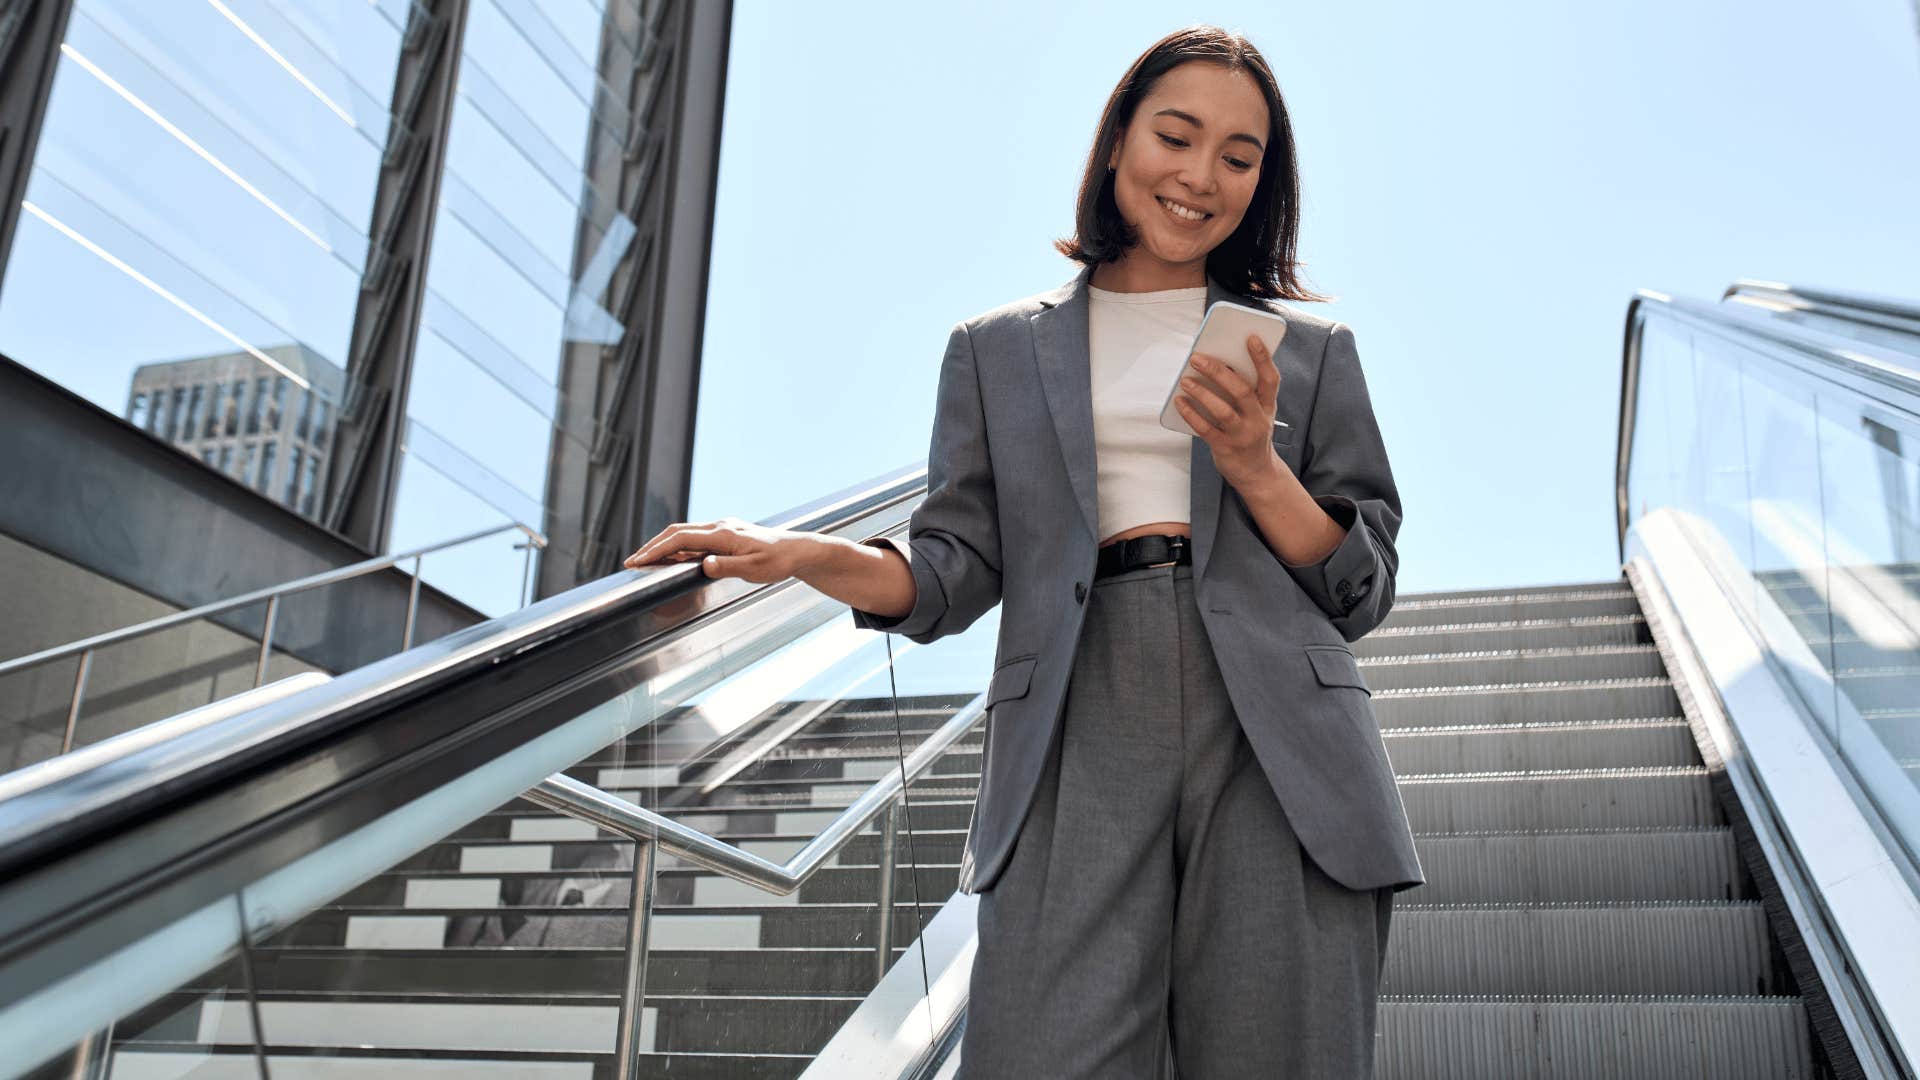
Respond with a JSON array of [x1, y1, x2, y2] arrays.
[[985, 654, 1038, 707], [1303, 645, 1370, 695]]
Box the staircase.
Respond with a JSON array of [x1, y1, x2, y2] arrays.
[[92, 699, 988, 1078], [81, 578, 1833, 1079]]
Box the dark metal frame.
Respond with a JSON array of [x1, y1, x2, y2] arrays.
[[543, 0, 732, 595], [0, 0, 73, 297], [324, 0, 471, 551]]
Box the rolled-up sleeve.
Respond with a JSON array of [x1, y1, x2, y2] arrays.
[[848, 321, 1002, 646], [1279, 321, 1402, 641]]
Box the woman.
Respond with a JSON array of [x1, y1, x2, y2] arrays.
[[625, 24, 1422, 1078]]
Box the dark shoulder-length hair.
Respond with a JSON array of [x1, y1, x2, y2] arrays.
[[1053, 25, 1330, 303]]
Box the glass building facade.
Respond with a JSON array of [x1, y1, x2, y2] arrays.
[[0, 0, 662, 618]]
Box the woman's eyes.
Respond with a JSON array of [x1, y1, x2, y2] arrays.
[[1156, 132, 1253, 171]]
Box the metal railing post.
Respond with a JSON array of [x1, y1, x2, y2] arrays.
[[61, 650, 94, 754], [62, 1024, 110, 1079], [614, 837, 657, 1080], [401, 555, 423, 650], [253, 596, 279, 688], [873, 799, 899, 986], [518, 536, 535, 609]]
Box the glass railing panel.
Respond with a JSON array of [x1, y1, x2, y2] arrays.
[[204, 576, 951, 1073], [1625, 301, 1920, 869], [588, 592, 941, 1066], [0, 599, 315, 773], [0, 526, 542, 773], [1738, 340, 1843, 739], [10, 894, 262, 1079], [869, 602, 1000, 946], [1812, 381, 1920, 848]]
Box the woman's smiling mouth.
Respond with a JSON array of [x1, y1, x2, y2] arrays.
[[1157, 195, 1212, 224]]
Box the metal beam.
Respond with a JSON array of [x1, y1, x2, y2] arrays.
[[539, 0, 731, 597], [0, 0, 75, 293], [0, 355, 485, 682], [324, 0, 471, 552]]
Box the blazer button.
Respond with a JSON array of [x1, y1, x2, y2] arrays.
[[1336, 580, 1353, 598], [1075, 581, 1087, 604]]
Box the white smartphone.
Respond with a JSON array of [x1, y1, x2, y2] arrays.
[[1158, 299, 1290, 438]]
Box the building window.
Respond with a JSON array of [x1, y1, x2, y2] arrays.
[[246, 377, 268, 434], [185, 386, 206, 444], [200, 447, 216, 465], [128, 392, 149, 429], [238, 443, 256, 484], [204, 383, 227, 439], [293, 387, 313, 442], [313, 399, 333, 452], [299, 453, 320, 516], [284, 446, 303, 504], [225, 381, 244, 437], [267, 378, 287, 433], [167, 387, 188, 440], [218, 445, 233, 475], [257, 442, 277, 493]]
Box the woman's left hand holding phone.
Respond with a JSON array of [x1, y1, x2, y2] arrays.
[[1173, 332, 1284, 489]]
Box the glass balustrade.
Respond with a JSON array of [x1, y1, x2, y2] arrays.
[[1, 511, 999, 1079], [1624, 298, 1920, 869]]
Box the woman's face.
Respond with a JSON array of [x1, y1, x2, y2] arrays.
[[1107, 61, 1271, 271]]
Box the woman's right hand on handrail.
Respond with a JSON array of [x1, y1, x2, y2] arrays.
[[623, 517, 914, 620]]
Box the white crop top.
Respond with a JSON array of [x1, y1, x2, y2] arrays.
[[1086, 282, 1208, 547]]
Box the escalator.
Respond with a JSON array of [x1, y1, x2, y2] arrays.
[[2, 281, 1917, 1078]]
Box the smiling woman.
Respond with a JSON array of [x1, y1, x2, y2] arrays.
[[1058, 29, 1327, 306], [627, 25, 1412, 1079]]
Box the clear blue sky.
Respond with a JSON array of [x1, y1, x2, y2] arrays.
[[691, 0, 1920, 596]]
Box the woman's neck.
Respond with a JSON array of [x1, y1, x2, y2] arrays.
[[1090, 259, 1206, 294]]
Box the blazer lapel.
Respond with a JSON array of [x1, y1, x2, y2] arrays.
[[1027, 265, 1241, 585]]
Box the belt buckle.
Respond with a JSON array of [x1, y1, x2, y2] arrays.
[[1145, 536, 1185, 569]]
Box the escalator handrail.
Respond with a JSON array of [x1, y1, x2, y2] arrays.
[[1722, 278, 1920, 328], [0, 462, 931, 875], [1615, 285, 1920, 564]]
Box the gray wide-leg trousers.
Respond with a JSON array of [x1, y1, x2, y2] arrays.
[[958, 560, 1393, 1079]]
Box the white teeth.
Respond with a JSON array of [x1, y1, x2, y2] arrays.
[[1158, 196, 1208, 222]]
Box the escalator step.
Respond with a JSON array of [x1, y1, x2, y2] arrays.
[[1372, 679, 1681, 727], [1380, 718, 1694, 773], [1381, 590, 1640, 628], [1375, 996, 1813, 1079], [1398, 768, 1718, 831], [1407, 828, 1746, 904], [1382, 902, 1778, 996], [1361, 645, 1668, 690], [1357, 614, 1650, 655]]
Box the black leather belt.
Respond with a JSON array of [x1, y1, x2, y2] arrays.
[[1095, 533, 1192, 580]]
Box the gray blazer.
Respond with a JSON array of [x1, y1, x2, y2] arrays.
[[850, 263, 1425, 897]]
